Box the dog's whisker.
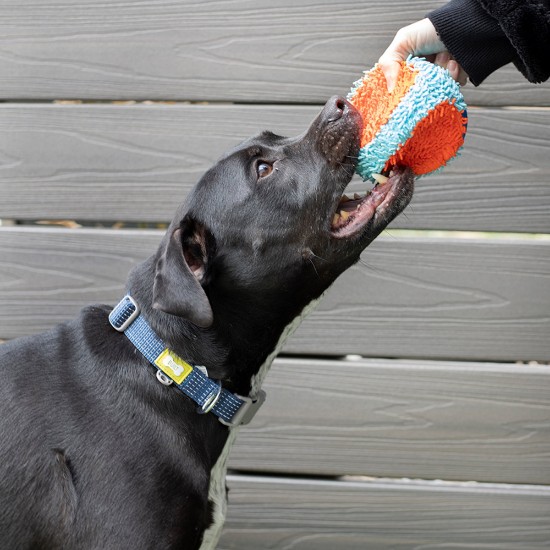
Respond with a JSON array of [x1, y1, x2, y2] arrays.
[[358, 258, 386, 277], [307, 256, 321, 279], [381, 229, 399, 240], [310, 251, 329, 263], [337, 164, 354, 179]]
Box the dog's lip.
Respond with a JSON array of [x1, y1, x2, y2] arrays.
[[329, 167, 414, 239]]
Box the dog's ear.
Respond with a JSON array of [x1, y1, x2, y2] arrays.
[[152, 219, 214, 327]]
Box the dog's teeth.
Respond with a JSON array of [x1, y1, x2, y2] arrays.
[[341, 194, 351, 202], [372, 173, 389, 185], [354, 193, 362, 200], [340, 210, 350, 221], [332, 213, 340, 225]]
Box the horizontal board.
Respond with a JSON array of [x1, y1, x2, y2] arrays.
[[220, 475, 550, 549], [0, 227, 549, 362], [289, 236, 550, 361], [0, 0, 548, 106], [0, 104, 549, 233], [230, 358, 550, 484]]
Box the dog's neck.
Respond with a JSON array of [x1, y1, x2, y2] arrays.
[[126, 256, 321, 397]]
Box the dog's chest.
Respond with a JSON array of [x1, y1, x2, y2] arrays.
[[198, 427, 239, 550], [250, 294, 324, 395], [199, 295, 323, 549]]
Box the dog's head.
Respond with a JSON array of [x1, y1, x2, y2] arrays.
[[152, 96, 414, 328]]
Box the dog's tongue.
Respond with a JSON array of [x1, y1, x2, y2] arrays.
[[338, 193, 365, 213], [331, 177, 391, 232]]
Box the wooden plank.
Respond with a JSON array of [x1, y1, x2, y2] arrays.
[[0, 227, 159, 333], [0, 226, 549, 362], [0, 0, 548, 106], [289, 236, 550, 362], [220, 475, 550, 549], [230, 358, 550, 485], [0, 104, 549, 233]]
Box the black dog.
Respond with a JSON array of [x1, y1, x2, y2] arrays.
[[0, 97, 413, 549]]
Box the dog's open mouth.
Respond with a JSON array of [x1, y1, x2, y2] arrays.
[[330, 166, 414, 238]]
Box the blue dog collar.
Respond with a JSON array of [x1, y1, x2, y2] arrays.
[[109, 295, 265, 427]]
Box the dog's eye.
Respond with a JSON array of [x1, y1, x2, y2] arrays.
[[256, 161, 273, 179]]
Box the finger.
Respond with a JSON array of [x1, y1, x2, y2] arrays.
[[456, 65, 469, 86], [378, 59, 401, 92], [447, 60, 469, 86], [434, 51, 451, 67]]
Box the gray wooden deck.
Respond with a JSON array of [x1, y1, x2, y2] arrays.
[[1, 0, 549, 547]]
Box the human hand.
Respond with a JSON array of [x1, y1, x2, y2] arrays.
[[378, 18, 468, 90]]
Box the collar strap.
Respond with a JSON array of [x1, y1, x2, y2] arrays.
[[108, 295, 265, 427]]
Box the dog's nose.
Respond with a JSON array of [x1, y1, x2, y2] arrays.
[[325, 95, 348, 122], [307, 95, 362, 166]]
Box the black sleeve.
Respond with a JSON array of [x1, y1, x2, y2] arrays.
[[478, 0, 550, 83], [428, 0, 550, 85]]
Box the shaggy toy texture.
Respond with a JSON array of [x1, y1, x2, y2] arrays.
[[348, 57, 468, 182]]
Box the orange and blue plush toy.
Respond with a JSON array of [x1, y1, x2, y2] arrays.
[[347, 56, 468, 182]]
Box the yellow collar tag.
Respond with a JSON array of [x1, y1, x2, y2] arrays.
[[154, 349, 193, 385]]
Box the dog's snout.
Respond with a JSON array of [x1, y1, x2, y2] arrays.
[[326, 95, 348, 122], [308, 95, 362, 166], [316, 95, 360, 129]]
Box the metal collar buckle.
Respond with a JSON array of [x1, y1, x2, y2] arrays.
[[111, 295, 140, 332], [220, 389, 266, 427]]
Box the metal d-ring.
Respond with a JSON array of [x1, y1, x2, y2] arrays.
[[200, 381, 222, 414], [156, 369, 173, 386]]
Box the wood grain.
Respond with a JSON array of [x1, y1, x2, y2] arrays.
[[288, 236, 550, 361], [229, 357, 550, 484], [0, 104, 549, 233], [0, 226, 549, 362], [220, 475, 550, 549], [0, 226, 158, 331], [0, 0, 548, 106]]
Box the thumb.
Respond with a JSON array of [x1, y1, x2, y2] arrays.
[[378, 31, 410, 92], [378, 58, 402, 92], [377, 19, 445, 92]]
